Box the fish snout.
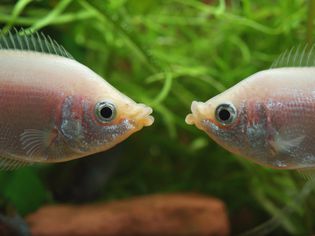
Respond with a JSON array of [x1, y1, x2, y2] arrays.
[[132, 103, 154, 127], [185, 101, 210, 126]]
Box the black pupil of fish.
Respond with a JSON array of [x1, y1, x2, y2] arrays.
[[219, 109, 231, 121], [100, 106, 113, 119]]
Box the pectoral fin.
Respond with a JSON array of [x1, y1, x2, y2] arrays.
[[270, 132, 305, 154], [20, 128, 60, 160], [0, 128, 61, 171]]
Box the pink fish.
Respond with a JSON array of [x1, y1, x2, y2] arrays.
[[0, 30, 154, 170], [186, 46, 315, 170]]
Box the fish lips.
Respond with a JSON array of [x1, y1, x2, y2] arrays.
[[131, 103, 154, 128], [185, 101, 210, 129]]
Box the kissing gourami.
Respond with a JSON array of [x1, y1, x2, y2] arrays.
[[0, 29, 154, 170], [186, 45, 315, 171]]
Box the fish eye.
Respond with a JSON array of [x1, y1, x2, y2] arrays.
[[95, 101, 116, 123], [215, 103, 237, 125]]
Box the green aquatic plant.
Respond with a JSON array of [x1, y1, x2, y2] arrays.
[[0, 0, 314, 234]]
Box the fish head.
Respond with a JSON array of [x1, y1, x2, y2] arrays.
[[185, 80, 282, 168], [185, 88, 249, 157], [59, 80, 154, 156]]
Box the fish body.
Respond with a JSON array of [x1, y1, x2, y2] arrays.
[[0, 31, 153, 169], [186, 66, 315, 170]]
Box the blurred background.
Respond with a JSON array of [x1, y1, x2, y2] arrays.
[[0, 0, 314, 235]]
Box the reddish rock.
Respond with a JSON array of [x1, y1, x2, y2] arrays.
[[27, 194, 229, 236]]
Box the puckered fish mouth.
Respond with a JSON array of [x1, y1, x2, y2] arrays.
[[185, 101, 208, 126], [132, 103, 154, 127]]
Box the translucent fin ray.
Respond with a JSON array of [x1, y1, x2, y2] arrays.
[[19, 128, 63, 161], [239, 178, 315, 236], [20, 129, 49, 159], [0, 28, 73, 59], [0, 156, 31, 171], [271, 44, 315, 68], [297, 168, 315, 180], [269, 132, 305, 154]]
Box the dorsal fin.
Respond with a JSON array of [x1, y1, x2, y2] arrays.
[[270, 44, 315, 68], [0, 28, 73, 59]]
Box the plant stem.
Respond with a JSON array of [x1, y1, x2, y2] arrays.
[[307, 0, 315, 44]]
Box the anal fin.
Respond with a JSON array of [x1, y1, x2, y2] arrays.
[[0, 155, 32, 171], [297, 168, 315, 180]]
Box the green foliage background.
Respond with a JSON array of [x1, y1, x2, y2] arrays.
[[0, 0, 314, 234]]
